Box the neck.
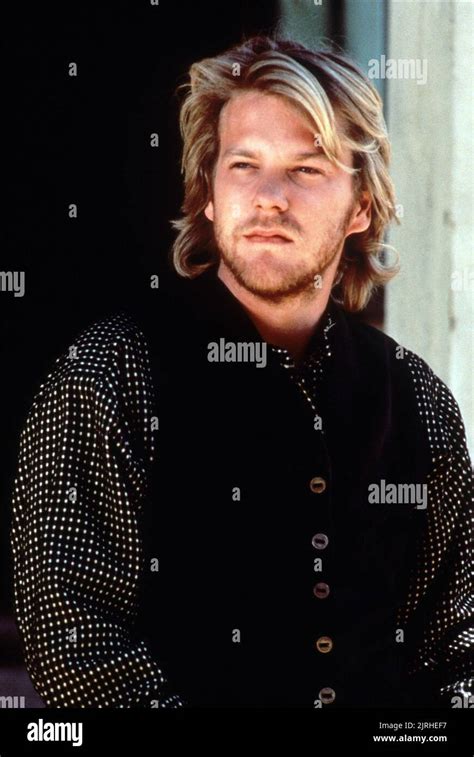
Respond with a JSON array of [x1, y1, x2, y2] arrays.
[[217, 260, 338, 364]]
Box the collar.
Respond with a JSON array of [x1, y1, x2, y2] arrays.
[[269, 305, 336, 372], [181, 265, 338, 371]]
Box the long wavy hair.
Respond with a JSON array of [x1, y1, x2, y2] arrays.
[[170, 34, 400, 312]]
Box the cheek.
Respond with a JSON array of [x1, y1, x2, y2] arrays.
[[324, 178, 355, 210], [216, 187, 249, 224], [301, 184, 349, 218]]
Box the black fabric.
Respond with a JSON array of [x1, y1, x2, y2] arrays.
[[11, 265, 472, 708], [133, 268, 440, 707]]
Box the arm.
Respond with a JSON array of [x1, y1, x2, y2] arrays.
[[10, 315, 185, 707], [400, 358, 473, 707]]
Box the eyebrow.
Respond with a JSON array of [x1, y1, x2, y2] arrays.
[[222, 147, 328, 161]]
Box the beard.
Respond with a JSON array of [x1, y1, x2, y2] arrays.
[[213, 204, 355, 303]]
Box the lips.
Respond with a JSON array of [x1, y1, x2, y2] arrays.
[[244, 231, 293, 244]]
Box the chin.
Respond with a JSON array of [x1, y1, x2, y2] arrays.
[[221, 247, 316, 293], [238, 269, 317, 299]]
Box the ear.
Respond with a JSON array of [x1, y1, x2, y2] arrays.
[[204, 200, 214, 222], [346, 191, 371, 236]]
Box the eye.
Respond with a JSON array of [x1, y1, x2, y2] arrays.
[[294, 166, 323, 175], [230, 162, 255, 170]]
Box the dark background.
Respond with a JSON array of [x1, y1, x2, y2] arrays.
[[1, 1, 369, 704]]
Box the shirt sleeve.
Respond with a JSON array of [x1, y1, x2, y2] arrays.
[[400, 355, 474, 707], [10, 314, 186, 708]]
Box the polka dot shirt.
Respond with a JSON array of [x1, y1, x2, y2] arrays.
[[10, 307, 473, 707]]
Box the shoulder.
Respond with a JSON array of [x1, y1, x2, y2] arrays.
[[30, 310, 155, 415], [340, 307, 436, 384], [340, 308, 467, 458]]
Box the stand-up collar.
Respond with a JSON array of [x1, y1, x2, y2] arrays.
[[176, 265, 340, 371]]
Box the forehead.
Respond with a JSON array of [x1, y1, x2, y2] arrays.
[[218, 91, 314, 146], [217, 90, 351, 164]]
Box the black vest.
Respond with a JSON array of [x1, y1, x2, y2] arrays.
[[134, 269, 433, 708]]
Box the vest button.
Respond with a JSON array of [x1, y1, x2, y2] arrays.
[[313, 582, 330, 599], [319, 687, 336, 704], [315, 636, 333, 653], [309, 476, 327, 494], [311, 533, 329, 550]]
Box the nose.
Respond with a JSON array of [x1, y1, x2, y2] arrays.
[[253, 174, 289, 213]]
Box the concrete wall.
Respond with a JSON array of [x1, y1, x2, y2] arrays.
[[385, 0, 473, 454]]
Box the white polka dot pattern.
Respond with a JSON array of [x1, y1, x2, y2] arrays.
[[396, 350, 473, 704], [10, 312, 184, 707], [10, 309, 473, 708]]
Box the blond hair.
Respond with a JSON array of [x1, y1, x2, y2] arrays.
[[170, 35, 399, 312]]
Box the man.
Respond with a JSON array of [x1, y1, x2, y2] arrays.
[[10, 36, 473, 708]]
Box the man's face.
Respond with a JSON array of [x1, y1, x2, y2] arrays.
[[204, 90, 371, 300]]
